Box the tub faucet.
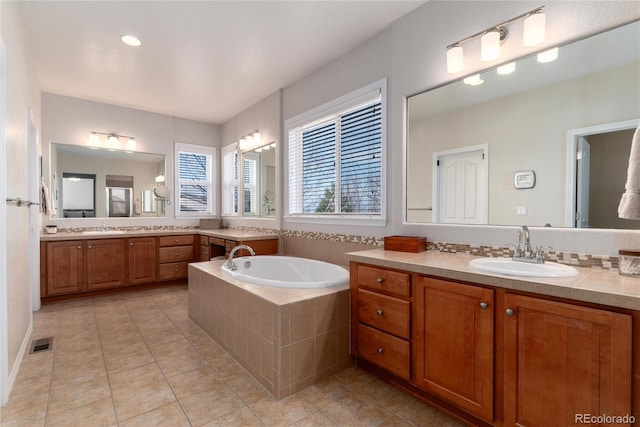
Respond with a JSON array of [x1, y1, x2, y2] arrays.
[[227, 245, 256, 271]]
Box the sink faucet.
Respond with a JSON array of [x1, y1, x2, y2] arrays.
[[100, 220, 107, 231], [226, 245, 256, 271], [513, 225, 545, 264], [518, 225, 532, 258]]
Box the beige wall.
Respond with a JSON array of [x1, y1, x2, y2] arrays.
[[1, 0, 41, 403]]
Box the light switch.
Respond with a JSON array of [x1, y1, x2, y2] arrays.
[[516, 206, 527, 216]]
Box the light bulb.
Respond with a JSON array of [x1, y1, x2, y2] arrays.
[[253, 131, 262, 145], [447, 46, 464, 74], [108, 134, 118, 144], [523, 12, 546, 47]]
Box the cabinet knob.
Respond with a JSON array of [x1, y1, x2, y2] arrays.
[[376, 309, 384, 316], [175, 268, 180, 272], [175, 239, 180, 243], [506, 308, 515, 316], [479, 302, 488, 310], [377, 347, 384, 354], [88, 245, 92, 249], [129, 242, 134, 246], [77, 245, 82, 249], [175, 253, 180, 257], [376, 278, 384, 284]]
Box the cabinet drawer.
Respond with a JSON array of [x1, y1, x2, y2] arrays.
[[158, 262, 189, 280], [358, 289, 410, 339], [159, 235, 194, 247], [358, 323, 410, 380], [357, 265, 410, 298], [210, 237, 226, 246], [159, 246, 193, 263]]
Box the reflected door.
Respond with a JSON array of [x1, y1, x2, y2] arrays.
[[434, 146, 488, 224], [576, 137, 591, 228]]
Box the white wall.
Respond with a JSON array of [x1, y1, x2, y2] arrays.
[[41, 93, 221, 228], [1, 0, 41, 405]]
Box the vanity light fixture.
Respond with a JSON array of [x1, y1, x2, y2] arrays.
[[238, 130, 262, 151], [446, 6, 545, 74], [537, 47, 558, 63], [497, 62, 516, 75], [88, 131, 137, 149], [270, 143, 276, 148], [155, 174, 165, 183]]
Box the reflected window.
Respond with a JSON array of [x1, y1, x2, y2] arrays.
[[62, 172, 96, 217], [175, 142, 216, 216], [243, 153, 259, 216], [222, 143, 239, 216]]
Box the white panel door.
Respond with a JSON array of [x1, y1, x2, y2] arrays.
[[435, 146, 488, 224]]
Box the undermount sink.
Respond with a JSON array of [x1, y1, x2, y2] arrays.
[[469, 257, 579, 278], [80, 230, 126, 235]]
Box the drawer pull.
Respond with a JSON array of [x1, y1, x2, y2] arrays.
[[88, 245, 92, 249], [376, 309, 384, 316], [479, 302, 488, 310], [377, 347, 384, 354], [77, 245, 82, 249], [175, 268, 180, 272], [376, 278, 384, 284], [506, 308, 515, 316], [175, 253, 180, 257], [175, 239, 180, 243], [129, 242, 134, 246]]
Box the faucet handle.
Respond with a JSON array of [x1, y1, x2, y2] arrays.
[[506, 243, 521, 257], [535, 245, 552, 263]]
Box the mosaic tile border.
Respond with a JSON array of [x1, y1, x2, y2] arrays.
[[52, 225, 199, 233]]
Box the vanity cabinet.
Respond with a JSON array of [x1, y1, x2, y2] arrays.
[[350, 261, 634, 427], [45, 240, 85, 295], [127, 237, 157, 284], [503, 293, 632, 426], [413, 276, 494, 421], [86, 239, 127, 290], [204, 236, 278, 258]]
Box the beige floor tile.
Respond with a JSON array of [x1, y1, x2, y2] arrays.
[[200, 406, 265, 427], [112, 378, 176, 421], [300, 376, 352, 410], [179, 386, 246, 426], [0, 392, 48, 426], [166, 364, 224, 400], [196, 340, 227, 361], [147, 335, 194, 359], [249, 394, 318, 426], [108, 362, 165, 392], [44, 397, 116, 427], [118, 402, 190, 427], [156, 347, 208, 377], [104, 346, 155, 374], [208, 352, 245, 380], [227, 371, 272, 405], [47, 375, 111, 416], [320, 391, 394, 426], [291, 411, 338, 426]]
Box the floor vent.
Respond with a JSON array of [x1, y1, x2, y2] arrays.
[[29, 337, 53, 354]]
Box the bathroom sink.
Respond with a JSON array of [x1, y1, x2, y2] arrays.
[[469, 257, 579, 278], [80, 230, 126, 235]]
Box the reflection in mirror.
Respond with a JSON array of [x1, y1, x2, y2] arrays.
[[242, 142, 276, 218], [62, 173, 95, 217], [406, 21, 640, 229], [52, 143, 166, 218]]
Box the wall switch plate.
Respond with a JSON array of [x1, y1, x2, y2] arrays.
[[516, 206, 527, 216]]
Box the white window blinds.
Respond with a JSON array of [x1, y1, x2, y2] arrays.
[[175, 142, 216, 216], [222, 143, 238, 216], [287, 85, 383, 217]]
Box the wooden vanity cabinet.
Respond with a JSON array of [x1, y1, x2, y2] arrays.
[[413, 276, 494, 422], [158, 234, 195, 281], [86, 238, 127, 290], [503, 293, 632, 427], [45, 240, 85, 295], [127, 237, 157, 284]]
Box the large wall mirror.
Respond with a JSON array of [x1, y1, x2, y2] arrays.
[[51, 143, 166, 218], [242, 141, 276, 218], [406, 20, 639, 229]]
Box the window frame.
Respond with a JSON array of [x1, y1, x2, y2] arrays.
[[174, 142, 217, 218], [284, 78, 387, 226], [221, 142, 239, 217]]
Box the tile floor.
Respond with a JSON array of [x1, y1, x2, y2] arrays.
[[1, 285, 465, 427]]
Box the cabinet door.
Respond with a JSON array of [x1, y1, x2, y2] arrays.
[[504, 294, 632, 427], [413, 276, 494, 421], [46, 241, 85, 295], [128, 237, 157, 284], [86, 239, 126, 290]]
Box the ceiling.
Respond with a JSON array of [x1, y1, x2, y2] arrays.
[[18, 1, 424, 125]]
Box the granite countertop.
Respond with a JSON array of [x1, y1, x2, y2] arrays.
[[347, 248, 640, 311], [40, 228, 278, 242]]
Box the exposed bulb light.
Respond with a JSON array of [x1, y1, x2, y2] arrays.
[[121, 35, 142, 47], [463, 74, 484, 86], [497, 62, 516, 75], [447, 45, 464, 74], [89, 132, 99, 146], [155, 174, 165, 183], [480, 29, 501, 61], [239, 137, 247, 150], [537, 47, 558, 63], [523, 12, 546, 47], [253, 131, 262, 145], [108, 134, 119, 144]]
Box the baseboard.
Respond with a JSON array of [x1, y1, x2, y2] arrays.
[[2, 322, 33, 406]]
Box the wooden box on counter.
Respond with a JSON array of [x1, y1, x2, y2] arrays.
[[384, 236, 427, 253]]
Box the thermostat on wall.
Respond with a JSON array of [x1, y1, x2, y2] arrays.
[[514, 170, 536, 189]]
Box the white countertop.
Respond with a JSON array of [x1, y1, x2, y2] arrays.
[[348, 249, 640, 311]]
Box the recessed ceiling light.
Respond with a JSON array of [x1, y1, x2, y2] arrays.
[[121, 35, 142, 47]]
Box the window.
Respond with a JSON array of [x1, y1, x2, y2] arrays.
[[243, 152, 259, 216], [286, 79, 385, 224], [221, 143, 238, 216], [174, 142, 216, 216]]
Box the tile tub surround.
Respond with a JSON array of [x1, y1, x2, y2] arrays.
[[188, 261, 352, 400]]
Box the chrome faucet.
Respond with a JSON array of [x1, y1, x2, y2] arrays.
[[226, 245, 256, 271], [513, 225, 547, 264], [99, 220, 107, 231], [518, 225, 532, 258]]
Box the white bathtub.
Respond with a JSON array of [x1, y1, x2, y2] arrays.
[[220, 255, 349, 288]]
